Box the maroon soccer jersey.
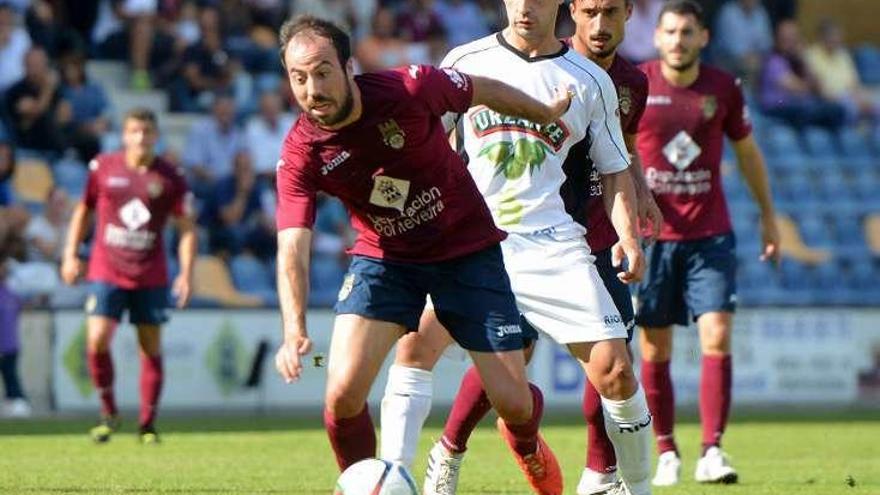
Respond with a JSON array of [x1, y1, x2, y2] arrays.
[[276, 65, 505, 263], [583, 54, 649, 252], [84, 152, 189, 289], [637, 61, 751, 241]]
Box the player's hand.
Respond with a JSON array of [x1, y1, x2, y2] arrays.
[[612, 237, 645, 284], [538, 84, 574, 125], [759, 213, 781, 266], [171, 274, 192, 308], [275, 332, 312, 383], [638, 192, 663, 244], [60, 255, 82, 285]]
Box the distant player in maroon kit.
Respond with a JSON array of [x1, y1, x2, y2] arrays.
[[61, 108, 196, 444], [567, 1, 662, 493], [272, 16, 570, 480], [634, 1, 779, 485]]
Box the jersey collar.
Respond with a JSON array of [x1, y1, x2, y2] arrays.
[[495, 32, 568, 63]]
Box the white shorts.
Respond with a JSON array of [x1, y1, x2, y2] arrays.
[[501, 232, 626, 344]]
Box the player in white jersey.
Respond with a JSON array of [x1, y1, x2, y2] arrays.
[[380, 1, 654, 494]]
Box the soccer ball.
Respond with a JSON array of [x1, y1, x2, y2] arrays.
[[335, 458, 419, 495]]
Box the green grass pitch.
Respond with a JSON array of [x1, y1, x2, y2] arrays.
[[0, 411, 877, 494]]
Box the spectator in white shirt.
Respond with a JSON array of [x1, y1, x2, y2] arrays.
[[244, 91, 295, 180]]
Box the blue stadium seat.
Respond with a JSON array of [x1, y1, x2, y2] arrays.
[[794, 214, 831, 247], [229, 254, 278, 306], [854, 44, 880, 85], [52, 158, 88, 198], [309, 254, 346, 308], [839, 127, 872, 158], [762, 124, 801, 158], [802, 127, 839, 159]]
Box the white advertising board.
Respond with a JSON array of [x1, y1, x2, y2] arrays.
[[52, 308, 880, 411]]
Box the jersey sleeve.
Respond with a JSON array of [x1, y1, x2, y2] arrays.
[[588, 74, 631, 174], [171, 170, 192, 217], [275, 142, 318, 230], [83, 158, 101, 208], [404, 64, 474, 117], [626, 73, 649, 135], [723, 78, 753, 141]]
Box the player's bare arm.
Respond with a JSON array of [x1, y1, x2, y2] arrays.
[[601, 169, 645, 283], [731, 134, 780, 265], [468, 74, 572, 126], [624, 132, 663, 242], [275, 227, 314, 383], [172, 214, 197, 308], [60, 201, 92, 285]]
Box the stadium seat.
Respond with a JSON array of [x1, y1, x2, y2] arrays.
[[52, 158, 88, 198], [802, 127, 839, 159], [13, 158, 54, 204], [229, 254, 278, 306], [775, 214, 832, 265], [854, 44, 880, 85], [762, 124, 801, 158], [192, 255, 263, 307], [865, 213, 880, 256]]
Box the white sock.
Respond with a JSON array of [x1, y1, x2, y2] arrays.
[[602, 386, 653, 495], [380, 364, 433, 469]]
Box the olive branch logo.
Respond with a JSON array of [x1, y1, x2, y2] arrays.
[[478, 138, 550, 180]]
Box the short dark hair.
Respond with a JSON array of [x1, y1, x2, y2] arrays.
[[123, 107, 158, 128], [278, 15, 351, 70], [658, 0, 706, 28]]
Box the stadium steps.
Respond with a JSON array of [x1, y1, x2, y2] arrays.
[[13, 158, 53, 205], [865, 214, 880, 256], [776, 214, 832, 265]]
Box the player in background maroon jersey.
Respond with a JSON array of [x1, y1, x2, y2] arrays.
[[567, 0, 663, 493], [634, 1, 779, 485], [61, 108, 197, 444], [273, 16, 571, 486]]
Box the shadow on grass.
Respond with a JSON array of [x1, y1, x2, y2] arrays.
[[0, 488, 319, 494]]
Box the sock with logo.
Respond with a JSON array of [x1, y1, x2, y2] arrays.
[[602, 386, 653, 495], [87, 351, 117, 417], [500, 383, 544, 456], [324, 404, 376, 471], [441, 365, 493, 453], [700, 354, 732, 454], [139, 354, 163, 429], [641, 359, 678, 454], [380, 365, 433, 469], [583, 378, 617, 472]]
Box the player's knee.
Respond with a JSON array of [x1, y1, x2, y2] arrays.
[[594, 360, 637, 400], [494, 394, 533, 424], [86, 337, 112, 354], [325, 388, 366, 419]]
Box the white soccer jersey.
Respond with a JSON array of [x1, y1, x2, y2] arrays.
[[441, 33, 630, 237]]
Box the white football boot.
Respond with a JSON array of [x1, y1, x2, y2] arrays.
[[651, 451, 681, 486], [423, 441, 464, 495], [577, 468, 621, 495], [695, 446, 738, 484]]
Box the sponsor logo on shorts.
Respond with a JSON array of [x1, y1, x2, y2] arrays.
[[85, 294, 97, 314], [495, 324, 522, 338], [337, 273, 355, 302], [603, 314, 623, 327]]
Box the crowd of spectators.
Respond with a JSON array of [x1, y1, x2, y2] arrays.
[[0, 0, 876, 318]]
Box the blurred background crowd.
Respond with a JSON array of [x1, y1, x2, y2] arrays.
[[0, 0, 877, 318]]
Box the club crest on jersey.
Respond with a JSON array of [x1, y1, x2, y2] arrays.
[[469, 106, 569, 152], [618, 86, 632, 116], [369, 175, 410, 213], [701, 96, 717, 120], [147, 180, 163, 198], [337, 273, 355, 301], [378, 119, 406, 150]]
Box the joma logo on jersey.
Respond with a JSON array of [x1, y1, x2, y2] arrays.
[[321, 150, 351, 175], [469, 106, 569, 151]]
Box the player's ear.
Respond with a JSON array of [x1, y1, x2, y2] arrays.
[[625, 1, 633, 21], [345, 58, 355, 80], [700, 26, 710, 49]]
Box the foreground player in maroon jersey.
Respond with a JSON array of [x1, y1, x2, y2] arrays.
[[567, 0, 662, 493], [272, 16, 570, 482], [61, 108, 196, 444], [634, 1, 779, 485]]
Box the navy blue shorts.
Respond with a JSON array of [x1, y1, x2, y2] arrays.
[[635, 233, 737, 327], [86, 282, 170, 325], [335, 244, 533, 353], [593, 247, 635, 341]]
